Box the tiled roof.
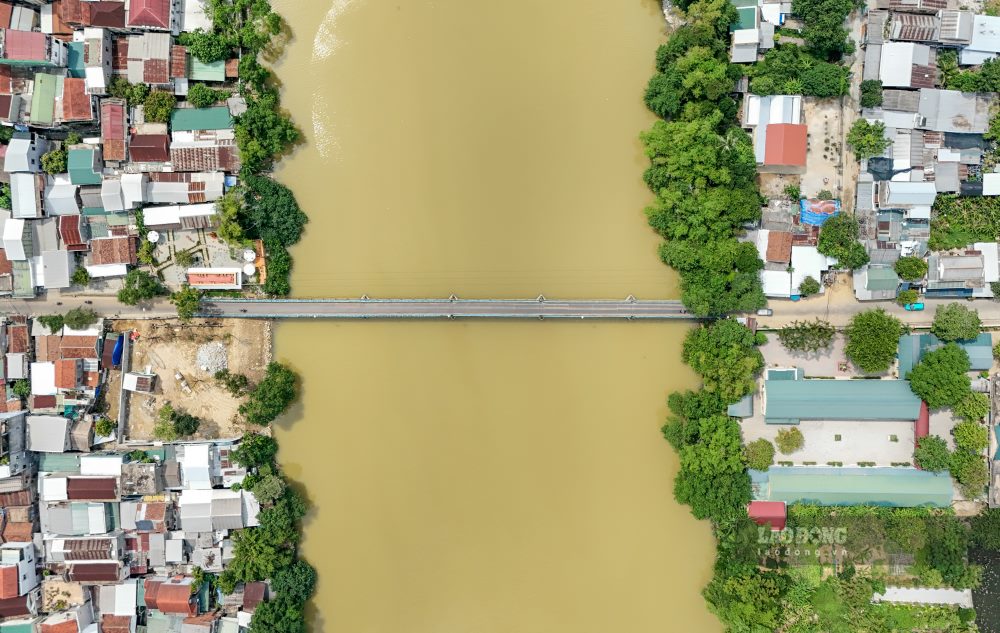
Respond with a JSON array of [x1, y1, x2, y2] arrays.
[[145, 578, 197, 615], [0, 3, 12, 30], [101, 615, 131, 633], [766, 231, 793, 263], [42, 618, 81, 633], [36, 335, 63, 362], [0, 595, 29, 618], [0, 565, 17, 600], [127, 0, 171, 29], [0, 249, 12, 276], [55, 358, 79, 390], [101, 99, 127, 161], [90, 236, 136, 266], [225, 58, 239, 78], [112, 36, 128, 71], [29, 395, 56, 409], [0, 490, 31, 507], [58, 0, 84, 25], [1, 521, 33, 543], [170, 45, 187, 79], [7, 324, 26, 353], [129, 134, 169, 163], [143, 58, 168, 84], [170, 144, 240, 172], [764, 123, 807, 167], [61, 78, 92, 122]]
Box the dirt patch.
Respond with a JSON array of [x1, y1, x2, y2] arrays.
[[759, 173, 798, 200], [801, 99, 845, 200], [113, 318, 272, 441]]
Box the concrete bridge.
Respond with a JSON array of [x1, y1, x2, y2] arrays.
[[197, 297, 695, 320]]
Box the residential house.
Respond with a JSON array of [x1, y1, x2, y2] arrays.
[[888, 12, 939, 41], [96, 580, 137, 633], [57, 77, 96, 124], [77, 28, 111, 95], [122, 372, 155, 393], [145, 172, 224, 204], [918, 88, 990, 134], [86, 236, 135, 278], [38, 604, 94, 633], [125, 32, 171, 88], [67, 146, 102, 186], [879, 181, 937, 209], [853, 266, 901, 300], [729, 4, 775, 63], [3, 134, 47, 173], [878, 42, 936, 89], [39, 250, 74, 289], [127, 133, 169, 167], [960, 13, 1000, 64], [926, 242, 1000, 297], [143, 203, 218, 230], [126, 0, 180, 34], [143, 576, 197, 616], [58, 215, 88, 252], [10, 173, 44, 219], [898, 332, 995, 375], [44, 174, 80, 216], [939, 10, 975, 45], [178, 489, 258, 532], [26, 415, 70, 453], [742, 95, 807, 173], [0, 411, 28, 477], [170, 106, 234, 142], [100, 98, 127, 162], [0, 30, 67, 67]]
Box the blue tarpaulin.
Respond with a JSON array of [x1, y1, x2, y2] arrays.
[[111, 334, 124, 367], [800, 199, 841, 226]]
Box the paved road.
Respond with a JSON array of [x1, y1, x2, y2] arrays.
[[197, 298, 693, 320]]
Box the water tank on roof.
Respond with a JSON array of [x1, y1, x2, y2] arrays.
[[242, 249, 256, 262], [147, 230, 160, 244], [243, 264, 256, 277]]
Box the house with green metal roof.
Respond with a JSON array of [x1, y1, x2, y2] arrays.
[[0, 619, 39, 633], [29, 73, 58, 126], [66, 42, 85, 79], [763, 378, 921, 424], [170, 106, 233, 133], [898, 332, 993, 376], [188, 59, 226, 82], [67, 147, 102, 185], [753, 466, 953, 507]]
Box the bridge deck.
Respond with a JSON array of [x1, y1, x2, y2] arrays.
[[198, 298, 693, 320]]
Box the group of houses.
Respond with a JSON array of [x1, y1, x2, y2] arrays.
[[0, 311, 268, 632], [0, 0, 254, 300]]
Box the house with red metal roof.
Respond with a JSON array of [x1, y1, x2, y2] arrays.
[[762, 123, 808, 174], [143, 576, 198, 616], [100, 98, 127, 162], [39, 604, 94, 633], [747, 501, 787, 531], [126, 0, 180, 34], [0, 29, 68, 67]]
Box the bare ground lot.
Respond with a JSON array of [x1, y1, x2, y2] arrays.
[[108, 319, 272, 441]]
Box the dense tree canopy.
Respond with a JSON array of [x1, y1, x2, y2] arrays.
[[778, 319, 836, 353], [232, 433, 279, 468], [893, 256, 928, 281], [659, 238, 766, 316], [682, 319, 764, 403], [117, 270, 165, 305], [239, 362, 299, 425], [170, 286, 202, 321], [143, 91, 176, 123], [914, 436, 951, 472], [955, 392, 990, 423], [907, 343, 971, 409], [238, 175, 308, 248], [817, 213, 870, 270], [859, 79, 883, 108], [847, 119, 890, 160], [674, 415, 752, 522], [748, 45, 850, 97], [792, 0, 855, 60], [954, 421, 989, 453], [743, 439, 775, 470], [971, 508, 1000, 550], [63, 308, 97, 330], [931, 303, 981, 342], [844, 308, 904, 373]]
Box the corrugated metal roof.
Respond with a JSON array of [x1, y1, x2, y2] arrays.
[[760, 466, 952, 507], [170, 107, 232, 132], [30, 73, 57, 126], [764, 379, 921, 423]]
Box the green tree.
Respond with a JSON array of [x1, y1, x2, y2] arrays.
[[36, 314, 64, 333], [248, 597, 305, 633], [682, 319, 764, 403], [216, 189, 247, 246], [263, 242, 292, 296], [153, 421, 178, 442], [239, 362, 299, 425], [913, 435, 951, 472], [798, 275, 820, 297], [926, 517, 977, 587], [817, 213, 870, 270], [172, 412, 200, 437], [659, 238, 766, 317], [793, 0, 855, 60], [235, 90, 301, 173], [71, 267, 90, 286], [271, 560, 317, 605], [704, 570, 786, 632], [95, 419, 115, 436], [777, 319, 836, 353], [971, 508, 1000, 550], [0, 183, 10, 209], [108, 77, 149, 105], [63, 307, 97, 330], [249, 472, 286, 506], [673, 415, 752, 522], [847, 119, 890, 160], [180, 29, 233, 63], [775, 427, 804, 454], [117, 270, 165, 305], [232, 433, 279, 468], [239, 176, 308, 248], [743, 438, 775, 470], [955, 392, 990, 423], [11, 380, 28, 399], [41, 148, 67, 174], [143, 91, 176, 123], [952, 449, 989, 499], [896, 289, 919, 306], [170, 286, 202, 321], [174, 249, 195, 268], [954, 421, 989, 453], [158, 402, 174, 425], [908, 343, 972, 408], [894, 256, 928, 281], [187, 82, 231, 109], [844, 308, 904, 373], [931, 302, 981, 342], [859, 79, 883, 108]]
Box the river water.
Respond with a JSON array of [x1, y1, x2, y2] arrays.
[[269, 1, 721, 631]]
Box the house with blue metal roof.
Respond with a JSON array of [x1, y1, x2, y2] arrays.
[[751, 467, 953, 507], [898, 332, 993, 376]]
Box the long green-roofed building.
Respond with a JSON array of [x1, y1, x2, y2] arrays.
[[898, 332, 993, 376], [763, 378, 921, 424], [29, 73, 57, 126], [753, 467, 953, 507], [170, 106, 233, 132]]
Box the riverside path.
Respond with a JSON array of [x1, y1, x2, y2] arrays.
[[197, 298, 694, 320]]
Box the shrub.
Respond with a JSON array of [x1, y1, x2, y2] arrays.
[[172, 413, 201, 437], [971, 508, 1000, 550], [153, 422, 178, 442], [108, 77, 149, 105], [859, 79, 883, 108], [847, 119, 890, 160], [743, 439, 775, 470], [784, 184, 801, 200], [37, 314, 64, 333], [775, 427, 804, 454], [41, 149, 67, 175], [11, 380, 29, 399], [63, 307, 98, 330], [896, 289, 919, 306], [239, 362, 299, 425], [187, 82, 231, 108], [71, 267, 90, 286], [777, 319, 835, 352], [955, 392, 990, 423]]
